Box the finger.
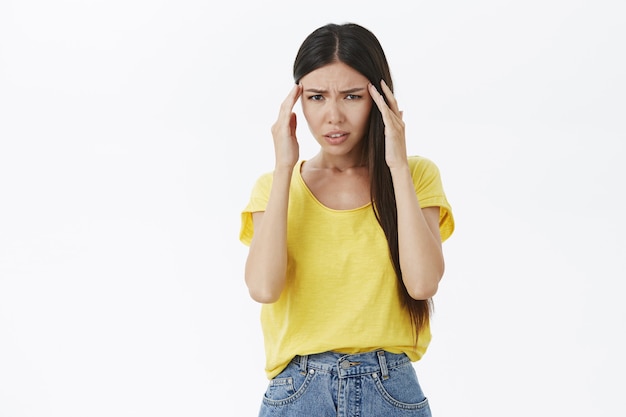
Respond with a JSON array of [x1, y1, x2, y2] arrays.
[[369, 82, 402, 128], [380, 79, 401, 115], [368, 82, 390, 115], [279, 83, 303, 118], [289, 112, 297, 131]]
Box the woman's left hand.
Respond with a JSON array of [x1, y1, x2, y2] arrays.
[[368, 80, 408, 169]]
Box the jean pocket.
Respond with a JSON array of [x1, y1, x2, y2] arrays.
[[370, 363, 430, 410], [263, 365, 315, 404]]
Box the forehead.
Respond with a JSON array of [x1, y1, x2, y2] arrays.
[[300, 62, 368, 88]]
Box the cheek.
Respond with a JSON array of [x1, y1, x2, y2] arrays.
[[301, 103, 321, 124], [354, 104, 372, 127]]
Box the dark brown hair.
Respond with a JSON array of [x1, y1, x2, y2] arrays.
[[293, 23, 432, 344]]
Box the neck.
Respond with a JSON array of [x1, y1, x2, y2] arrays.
[[309, 149, 367, 172]]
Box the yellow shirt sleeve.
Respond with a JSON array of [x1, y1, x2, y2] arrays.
[[409, 155, 455, 242], [239, 171, 273, 246]]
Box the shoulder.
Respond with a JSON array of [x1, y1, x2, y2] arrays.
[[256, 170, 274, 186], [407, 155, 441, 179], [250, 169, 275, 192], [408, 155, 437, 167], [252, 160, 304, 189]]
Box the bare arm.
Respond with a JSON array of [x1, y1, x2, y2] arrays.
[[391, 167, 444, 299], [244, 169, 293, 303], [368, 80, 444, 300], [244, 84, 302, 303]]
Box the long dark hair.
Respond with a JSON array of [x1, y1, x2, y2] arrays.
[[293, 23, 432, 344]]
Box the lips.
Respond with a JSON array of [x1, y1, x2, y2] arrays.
[[324, 131, 349, 145]]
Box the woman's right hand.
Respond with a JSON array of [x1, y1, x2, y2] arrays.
[[271, 83, 303, 170], [246, 83, 302, 304]]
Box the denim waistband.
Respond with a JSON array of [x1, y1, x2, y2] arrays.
[[292, 350, 410, 380]]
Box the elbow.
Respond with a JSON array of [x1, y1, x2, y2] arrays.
[[247, 286, 282, 304], [244, 270, 284, 304], [406, 280, 439, 300], [403, 263, 445, 300]]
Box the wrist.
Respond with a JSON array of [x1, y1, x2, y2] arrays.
[[388, 162, 410, 176], [273, 164, 296, 176]]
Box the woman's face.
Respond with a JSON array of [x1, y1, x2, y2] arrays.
[[299, 61, 373, 158]]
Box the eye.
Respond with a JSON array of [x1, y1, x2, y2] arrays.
[[346, 94, 361, 100], [308, 94, 324, 101]]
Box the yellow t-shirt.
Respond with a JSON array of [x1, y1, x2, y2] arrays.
[[240, 156, 454, 379]]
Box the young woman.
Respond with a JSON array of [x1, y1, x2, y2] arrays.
[[240, 22, 455, 416]]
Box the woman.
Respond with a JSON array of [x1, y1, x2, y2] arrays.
[[240, 22, 455, 416]]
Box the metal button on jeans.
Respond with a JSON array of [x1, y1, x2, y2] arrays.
[[340, 361, 360, 369]]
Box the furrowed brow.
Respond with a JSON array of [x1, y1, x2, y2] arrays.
[[339, 87, 366, 94], [304, 87, 366, 94]]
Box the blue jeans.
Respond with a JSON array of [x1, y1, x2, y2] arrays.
[[258, 350, 432, 417]]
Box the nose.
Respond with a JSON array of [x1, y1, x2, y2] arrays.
[[326, 100, 344, 124]]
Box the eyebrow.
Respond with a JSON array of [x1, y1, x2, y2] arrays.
[[304, 87, 366, 94]]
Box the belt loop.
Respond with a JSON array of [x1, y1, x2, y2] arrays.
[[377, 350, 389, 380], [299, 355, 308, 375]]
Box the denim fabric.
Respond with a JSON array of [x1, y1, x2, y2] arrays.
[[258, 350, 432, 417]]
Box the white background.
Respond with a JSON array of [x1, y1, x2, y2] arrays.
[[1, 1, 625, 416]]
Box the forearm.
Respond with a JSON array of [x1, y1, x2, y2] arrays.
[[244, 167, 293, 303], [390, 165, 444, 300]]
